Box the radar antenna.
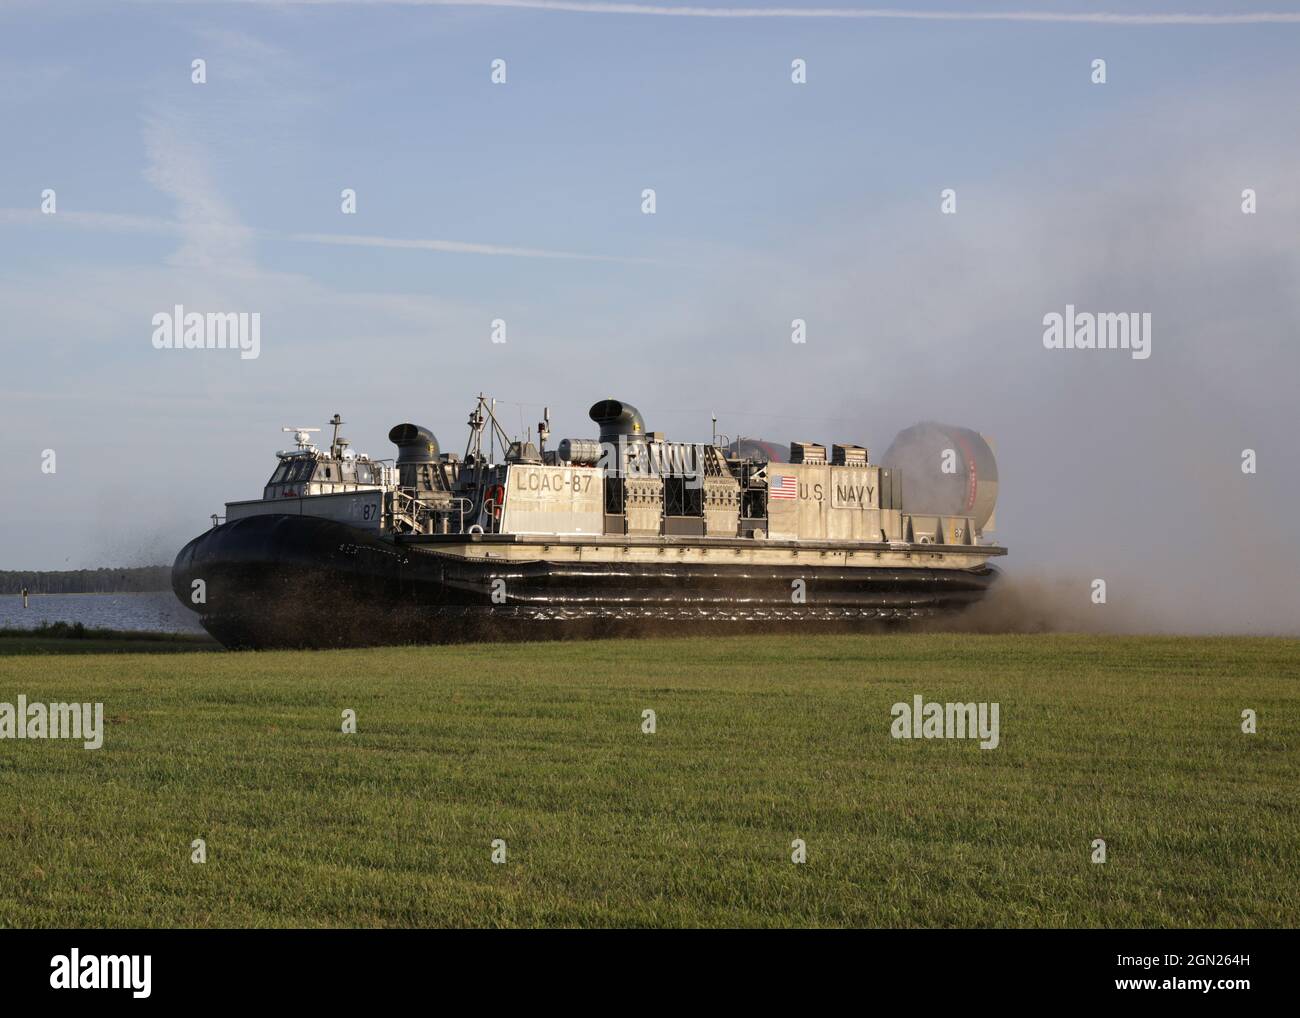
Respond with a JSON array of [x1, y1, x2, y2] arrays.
[[282, 426, 321, 451]]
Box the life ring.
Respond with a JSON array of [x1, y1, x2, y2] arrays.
[[484, 484, 506, 520]]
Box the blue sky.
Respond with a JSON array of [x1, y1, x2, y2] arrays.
[[2, 1, 1298, 631]]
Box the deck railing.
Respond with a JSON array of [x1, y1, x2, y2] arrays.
[[388, 489, 471, 535]]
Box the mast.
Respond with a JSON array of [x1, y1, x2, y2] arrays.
[[328, 414, 345, 457]]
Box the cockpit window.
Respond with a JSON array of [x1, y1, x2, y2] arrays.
[[288, 458, 314, 482], [270, 462, 291, 483], [356, 463, 374, 484]]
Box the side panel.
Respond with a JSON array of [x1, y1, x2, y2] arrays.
[[827, 465, 881, 540], [501, 465, 604, 536], [225, 490, 385, 529], [766, 463, 830, 540], [702, 476, 740, 537], [764, 465, 799, 539], [624, 477, 664, 535], [770, 465, 905, 542]]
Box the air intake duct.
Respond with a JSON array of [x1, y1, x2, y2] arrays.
[[388, 423, 439, 463], [388, 423, 441, 492], [588, 399, 646, 444]]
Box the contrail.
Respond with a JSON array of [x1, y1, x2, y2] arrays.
[[291, 231, 647, 261], [0, 209, 645, 262], [191, 0, 1300, 25], [0, 209, 181, 234]]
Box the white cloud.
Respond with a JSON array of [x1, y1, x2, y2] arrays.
[[142, 112, 259, 273]]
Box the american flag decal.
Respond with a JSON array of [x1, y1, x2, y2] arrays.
[[769, 475, 797, 500]]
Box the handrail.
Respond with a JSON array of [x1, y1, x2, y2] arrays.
[[449, 496, 471, 533], [388, 489, 474, 535]]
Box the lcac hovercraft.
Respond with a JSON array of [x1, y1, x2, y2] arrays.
[[173, 397, 1004, 648]]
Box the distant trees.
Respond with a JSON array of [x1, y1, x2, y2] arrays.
[[0, 567, 171, 595]]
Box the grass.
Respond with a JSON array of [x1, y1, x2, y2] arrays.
[[0, 633, 1296, 928]]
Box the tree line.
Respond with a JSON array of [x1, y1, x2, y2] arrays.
[[0, 567, 172, 595]]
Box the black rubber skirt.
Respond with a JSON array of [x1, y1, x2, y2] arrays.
[[173, 514, 999, 648]]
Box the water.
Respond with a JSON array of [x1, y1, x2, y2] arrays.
[[0, 591, 206, 634]]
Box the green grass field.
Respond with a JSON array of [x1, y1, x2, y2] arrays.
[[1, 633, 1296, 928]]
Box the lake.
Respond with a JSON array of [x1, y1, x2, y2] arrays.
[[0, 591, 206, 634]]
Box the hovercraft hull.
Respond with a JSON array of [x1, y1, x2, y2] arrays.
[[174, 514, 1000, 649]]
